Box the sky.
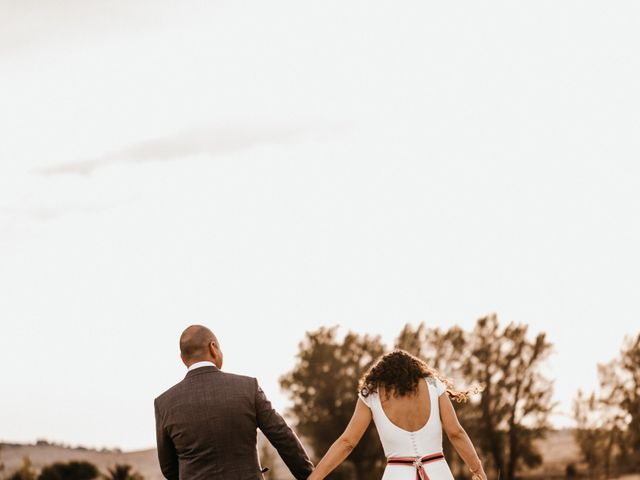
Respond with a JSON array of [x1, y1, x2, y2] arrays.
[[1, 0, 639, 451]]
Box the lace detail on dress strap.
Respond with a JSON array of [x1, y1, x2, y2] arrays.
[[358, 391, 372, 409], [434, 377, 446, 396]]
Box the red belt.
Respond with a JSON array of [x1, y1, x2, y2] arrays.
[[387, 453, 445, 480]]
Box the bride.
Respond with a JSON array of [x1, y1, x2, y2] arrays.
[[308, 350, 488, 480]]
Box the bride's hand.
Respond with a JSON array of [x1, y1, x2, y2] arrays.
[[469, 465, 488, 480]]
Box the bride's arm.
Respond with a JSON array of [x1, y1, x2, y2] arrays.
[[308, 399, 372, 480], [439, 394, 488, 480]]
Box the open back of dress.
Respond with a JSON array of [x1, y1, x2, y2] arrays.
[[358, 376, 455, 480]]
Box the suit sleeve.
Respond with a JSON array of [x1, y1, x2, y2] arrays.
[[254, 378, 314, 480], [155, 398, 179, 480]]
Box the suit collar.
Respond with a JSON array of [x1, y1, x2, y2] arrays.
[[188, 360, 216, 372], [185, 365, 220, 378]]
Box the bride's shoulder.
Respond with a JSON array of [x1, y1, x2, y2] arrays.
[[425, 374, 437, 386], [425, 374, 447, 396], [357, 388, 378, 408]]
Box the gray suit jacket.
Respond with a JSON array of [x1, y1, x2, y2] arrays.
[[154, 366, 313, 480]]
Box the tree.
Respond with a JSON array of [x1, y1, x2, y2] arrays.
[[102, 465, 143, 480], [395, 323, 468, 375], [280, 327, 386, 480], [572, 389, 622, 478], [6, 457, 37, 480], [565, 462, 578, 478], [466, 315, 554, 480], [397, 315, 554, 480], [38, 461, 99, 480], [576, 333, 640, 475], [601, 333, 640, 471]]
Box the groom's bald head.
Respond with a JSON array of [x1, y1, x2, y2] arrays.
[[179, 325, 222, 367]]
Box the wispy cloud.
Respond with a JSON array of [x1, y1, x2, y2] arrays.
[[35, 124, 307, 176]]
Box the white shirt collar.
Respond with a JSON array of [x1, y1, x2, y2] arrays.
[[187, 361, 216, 372]]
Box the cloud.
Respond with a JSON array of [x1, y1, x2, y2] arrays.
[[35, 124, 308, 176], [0, 1, 165, 57]]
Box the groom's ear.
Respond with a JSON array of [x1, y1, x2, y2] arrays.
[[210, 341, 223, 369], [180, 352, 189, 368]]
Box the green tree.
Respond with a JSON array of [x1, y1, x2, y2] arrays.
[[38, 461, 98, 480], [6, 457, 37, 480], [102, 465, 143, 480], [280, 326, 386, 480]]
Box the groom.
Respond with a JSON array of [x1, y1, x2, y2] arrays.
[[154, 325, 314, 479]]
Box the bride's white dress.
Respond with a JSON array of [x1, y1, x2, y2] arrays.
[[358, 376, 455, 480]]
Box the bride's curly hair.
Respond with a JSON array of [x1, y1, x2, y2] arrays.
[[358, 350, 482, 403]]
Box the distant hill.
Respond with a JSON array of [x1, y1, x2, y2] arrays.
[[0, 443, 163, 480], [524, 428, 582, 476], [0, 429, 585, 479], [0, 434, 291, 480]]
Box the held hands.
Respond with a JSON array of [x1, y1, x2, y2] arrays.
[[470, 465, 488, 480]]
